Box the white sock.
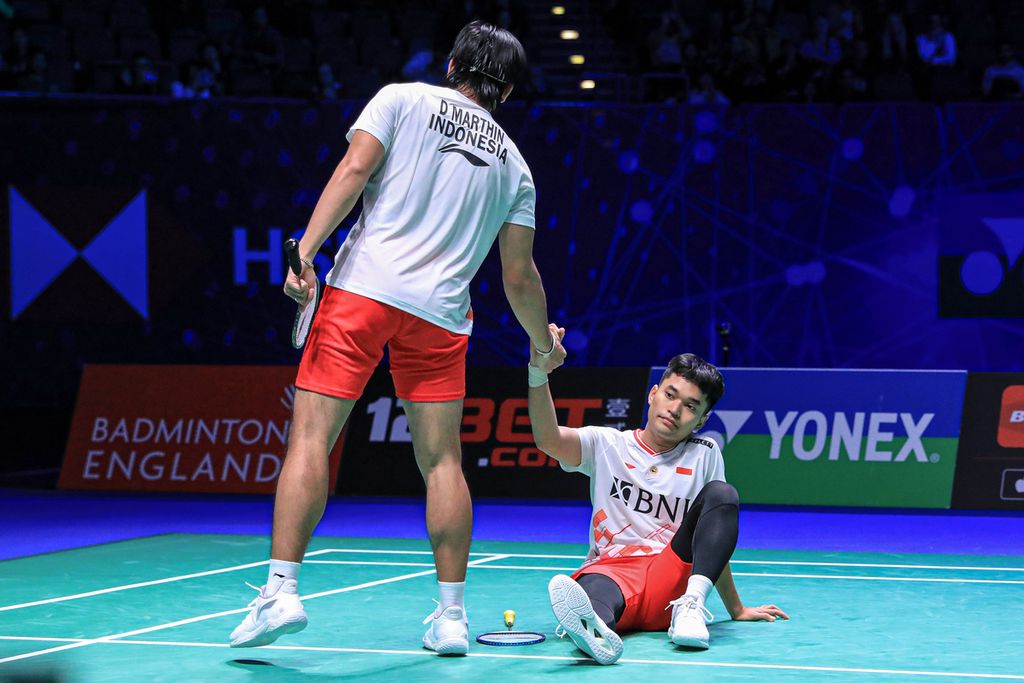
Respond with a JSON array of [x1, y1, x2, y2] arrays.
[[683, 574, 714, 607], [267, 559, 301, 593], [438, 580, 465, 611]]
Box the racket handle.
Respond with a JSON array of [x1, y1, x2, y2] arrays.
[[284, 239, 302, 276]]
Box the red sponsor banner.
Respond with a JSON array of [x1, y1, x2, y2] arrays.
[[59, 365, 344, 494], [339, 367, 649, 497], [953, 373, 1024, 509], [998, 385, 1024, 448]]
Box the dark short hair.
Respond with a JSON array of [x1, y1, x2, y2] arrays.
[[660, 353, 725, 410], [447, 20, 527, 111]]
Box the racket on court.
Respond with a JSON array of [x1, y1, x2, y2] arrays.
[[476, 610, 545, 646], [475, 630, 546, 646], [284, 239, 320, 349]]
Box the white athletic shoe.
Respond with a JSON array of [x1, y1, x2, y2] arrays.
[[667, 595, 714, 649], [229, 580, 308, 648], [422, 603, 469, 655], [548, 574, 623, 665]]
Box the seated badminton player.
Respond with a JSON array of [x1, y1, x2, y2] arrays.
[[527, 344, 787, 664]]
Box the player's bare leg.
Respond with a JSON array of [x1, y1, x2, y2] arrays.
[[405, 399, 472, 580], [231, 389, 353, 648], [271, 389, 355, 561], [405, 398, 472, 655]]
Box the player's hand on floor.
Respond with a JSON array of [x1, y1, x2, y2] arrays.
[[283, 268, 314, 305], [732, 604, 789, 622]]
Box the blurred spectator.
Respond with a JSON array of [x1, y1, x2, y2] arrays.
[[648, 11, 688, 67], [834, 65, 868, 101], [729, 0, 756, 35], [517, 62, 549, 101], [838, 39, 873, 95], [195, 42, 225, 96], [702, 11, 729, 76], [982, 44, 1024, 99], [171, 61, 201, 98], [801, 16, 842, 67], [120, 52, 161, 95], [313, 62, 341, 100], [725, 33, 766, 100], [746, 9, 781, 64], [802, 77, 820, 102], [3, 25, 32, 85], [16, 48, 58, 94], [0, 0, 1018, 104], [916, 14, 956, 66], [233, 5, 283, 71], [171, 43, 224, 98], [770, 38, 804, 99], [801, 15, 841, 98], [494, 0, 528, 39], [880, 12, 909, 70], [680, 41, 702, 83], [830, 0, 863, 45], [689, 73, 729, 106], [402, 37, 439, 84]]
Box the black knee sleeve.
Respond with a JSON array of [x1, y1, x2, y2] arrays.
[[578, 573, 625, 631], [670, 480, 740, 581]]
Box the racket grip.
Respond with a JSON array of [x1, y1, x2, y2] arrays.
[[284, 239, 302, 276]]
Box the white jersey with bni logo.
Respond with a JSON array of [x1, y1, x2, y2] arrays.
[[325, 82, 536, 336], [561, 426, 726, 568]]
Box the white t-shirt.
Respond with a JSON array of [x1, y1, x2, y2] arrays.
[[562, 427, 726, 567], [326, 82, 536, 335]]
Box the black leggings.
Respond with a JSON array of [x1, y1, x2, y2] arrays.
[[578, 480, 740, 631]]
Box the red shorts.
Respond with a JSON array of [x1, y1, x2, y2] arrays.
[[573, 549, 693, 632], [295, 287, 468, 402]]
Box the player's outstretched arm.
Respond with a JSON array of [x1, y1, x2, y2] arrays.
[[498, 223, 566, 372], [527, 335, 582, 467], [716, 563, 789, 622], [297, 131, 384, 263], [285, 131, 384, 304]]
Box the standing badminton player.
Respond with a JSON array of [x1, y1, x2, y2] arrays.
[[528, 346, 786, 664], [230, 21, 566, 654]]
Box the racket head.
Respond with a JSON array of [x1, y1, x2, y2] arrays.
[[291, 276, 320, 349], [475, 630, 546, 646]]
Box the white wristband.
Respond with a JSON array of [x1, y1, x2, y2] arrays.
[[527, 363, 548, 388], [534, 329, 557, 357]]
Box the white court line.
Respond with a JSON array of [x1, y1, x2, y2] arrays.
[[4, 637, 1021, 680], [6, 547, 1022, 616], [731, 560, 1024, 573], [309, 559, 1024, 585], [0, 554, 509, 666], [305, 560, 436, 568], [0, 549, 338, 613], [319, 549, 1024, 573], [732, 572, 1024, 585]]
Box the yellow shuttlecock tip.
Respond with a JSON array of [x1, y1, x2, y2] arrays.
[[503, 609, 516, 629]]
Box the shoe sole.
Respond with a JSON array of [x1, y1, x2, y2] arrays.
[[548, 575, 623, 665], [230, 612, 308, 648], [670, 632, 709, 649], [423, 636, 469, 656]]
